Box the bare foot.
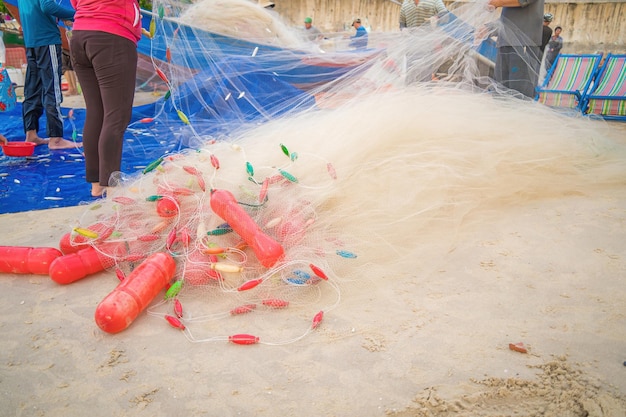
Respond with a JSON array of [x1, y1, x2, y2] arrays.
[[25, 133, 49, 146], [91, 183, 107, 197], [48, 137, 82, 150]]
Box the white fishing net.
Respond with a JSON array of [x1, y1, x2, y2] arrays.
[[62, 0, 626, 344]]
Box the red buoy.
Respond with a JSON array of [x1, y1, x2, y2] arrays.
[[210, 189, 284, 267], [58, 222, 114, 254], [0, 246, 63, 275], [95, 252, 176, 334], [48, 242, 124, 284]]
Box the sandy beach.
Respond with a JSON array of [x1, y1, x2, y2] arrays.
[[1, 174, 625, 416], [2, 0, 625, 413], [1, 91, 626, 416]]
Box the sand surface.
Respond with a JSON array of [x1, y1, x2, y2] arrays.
[[1, 174, 625, 416], [1, 86, 626, 416], [4, 2, 626, 413]]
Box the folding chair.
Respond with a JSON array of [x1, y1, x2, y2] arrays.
[[535, 53, 602, 111], [581, 53, 626, 121], [3, 46, 27, 89]]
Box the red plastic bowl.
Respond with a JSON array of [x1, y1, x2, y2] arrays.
[[1, 142, 35, 157]]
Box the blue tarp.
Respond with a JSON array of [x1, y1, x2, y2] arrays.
[[0, 101, 173, 214], [0, 63, 315, 214]]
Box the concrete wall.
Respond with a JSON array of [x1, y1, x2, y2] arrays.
[[271, 0, 626, 53], [543, 1, 626, 53], [274, 0, 403, 33]]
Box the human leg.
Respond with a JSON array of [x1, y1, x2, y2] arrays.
[[495, 45, 540, 99], [62, 51, 78, 95], [89, 33, 137, 187], [71, 31, 105, 195], [39, 44, 78, 149], [22, 47, 47, 145], [66, 70, 78, 95]]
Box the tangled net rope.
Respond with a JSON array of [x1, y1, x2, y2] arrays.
[[53, 0, 626, 345]]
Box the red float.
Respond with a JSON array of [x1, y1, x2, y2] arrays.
[[228, 333, 259, 345], [95, 252, 176, 334], [58, 222, 114, 254], [0, 246, 63, 275], [49, 242, 124, 284], [156, 197, 179, 218], [210, 189, 284, 267]]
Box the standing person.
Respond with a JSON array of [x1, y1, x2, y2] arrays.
[[487, 0, 544, 98], [399, 0, 448, 29], [349, 18, 368, 50], [303, 17, 323, 42], [61, 25, 79, 96], [69, 0, 141, 197], [17, 0, 78, 149], [540, 13, 553, 54], [399, 0, 449, 82], [61, 50, 78, 95], [545, 26, 563, 70]]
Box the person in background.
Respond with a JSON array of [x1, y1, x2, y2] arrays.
[[349, 18, 368, 50], [61, 25, 79, 96], [487, 0, 544, 98], [69, 0, 141, 198], [399, 0, 448, 29], [545, 26, 563, 70], [540, 13, 553, 54], [303, 17, 323, 42], [399, 0, 449, 82], [17, 0, 78, 149], [61, 50, 78, 95]]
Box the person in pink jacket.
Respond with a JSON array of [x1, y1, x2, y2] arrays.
[[69, 0, 142, 197]]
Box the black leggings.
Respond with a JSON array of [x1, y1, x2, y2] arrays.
[[70, 30, 137, 186]]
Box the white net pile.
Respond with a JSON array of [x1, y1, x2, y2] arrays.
[[63, 0, 626, 344]]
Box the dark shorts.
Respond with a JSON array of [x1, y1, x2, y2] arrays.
[[62, 51, 73, 72]]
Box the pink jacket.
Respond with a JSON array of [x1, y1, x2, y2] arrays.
[[70, 0, 142, 44]]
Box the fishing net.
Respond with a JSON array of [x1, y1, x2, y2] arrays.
[[60, 0, 626, 344]]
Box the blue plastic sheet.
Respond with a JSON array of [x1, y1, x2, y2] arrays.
[[0, 62, 315, 214], [0, 101, 177, 214]]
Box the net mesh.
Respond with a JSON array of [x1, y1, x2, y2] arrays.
[[61, 0, 626, 344]]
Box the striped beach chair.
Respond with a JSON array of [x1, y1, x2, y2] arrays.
[[581, 53, 626, 121], [535, 53, 602, 111]]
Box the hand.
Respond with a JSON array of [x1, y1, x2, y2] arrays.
[[475, 25, 489, 43], [63, 20, 73, 27], [0, 134, 8, 146]]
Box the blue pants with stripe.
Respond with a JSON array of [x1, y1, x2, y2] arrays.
[[22, 44, 64, 138]]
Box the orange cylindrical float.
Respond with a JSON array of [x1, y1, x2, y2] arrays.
[[95, 252, 176, 334], [58, 223, 115, 254], [58, 232, 93, 255], [48, 242, 123, 284], [0, 246, 63, 275], [210, 189, 284, 267]]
